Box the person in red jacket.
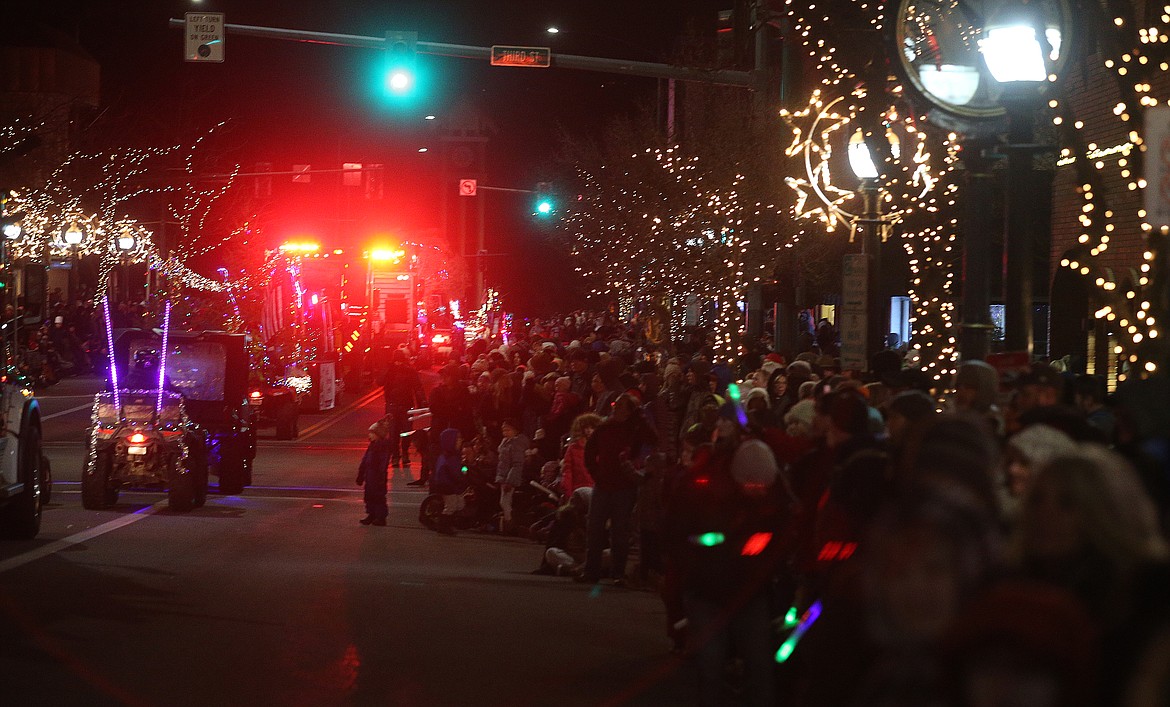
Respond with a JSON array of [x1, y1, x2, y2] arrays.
[[560, 413, 602, 496]]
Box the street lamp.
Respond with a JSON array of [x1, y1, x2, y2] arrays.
[[979, 0, 1063, 356], [116, 228, 136, 302], [61, 221, 87, 303], [847, 128, 899, 369], [889, 0, 1071, 361], [63, 222, 84, 246]]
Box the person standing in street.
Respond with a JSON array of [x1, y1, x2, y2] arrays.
[[496, 418, 530, 534], [356, 415, 394, 526], [578, 393, 656, 585], [382, 349, 427, 467], [416, 363, 475, 487]]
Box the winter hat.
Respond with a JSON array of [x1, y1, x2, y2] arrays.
[[887, 390, 937, 422], [945, 580, 1099, 700], [368, 416, 393, 441], [787, 360, 813, 375], [1006, 424, 1077, 468], [744, 386, 771, 409], [785, 399, 817, 429], [955, 360, 1000, 413], [663, 362, 682, 381], [731, 439, 780, 491], [761, 360, 782, 377]]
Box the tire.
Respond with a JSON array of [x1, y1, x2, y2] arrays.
[[82, 450, 117, 510], [218, 450, 245, 495], [0, 427, 42, 540], [168, 463, 195, 512], [39, 453, 52, 505], [192, 461, 208, 508], [418, 494, 443, 529], [274, 404, 299, 440]]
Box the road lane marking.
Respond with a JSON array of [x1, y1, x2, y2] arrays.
[[0, 502, 165, 575], [42, 402, 94, 420], [297, 387, 383, 441]]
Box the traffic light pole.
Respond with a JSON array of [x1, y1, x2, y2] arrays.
[[166, 19, 756, 89]]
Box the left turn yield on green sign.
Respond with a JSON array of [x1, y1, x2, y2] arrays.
[[185, 12, 225, 63]]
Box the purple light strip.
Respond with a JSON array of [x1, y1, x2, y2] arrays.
[[102, 296, 121, 411], [156, 300, 172, 415]]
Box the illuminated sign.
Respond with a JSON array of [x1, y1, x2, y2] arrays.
[[490, 45, 551, 68]]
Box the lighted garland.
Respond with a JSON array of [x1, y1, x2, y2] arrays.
[[1045, 4, 1170, 379], [1, 124, 260, 302]]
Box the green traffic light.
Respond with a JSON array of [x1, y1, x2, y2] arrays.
[[386, 68, 414, 94], [535, 199, 553, 216]]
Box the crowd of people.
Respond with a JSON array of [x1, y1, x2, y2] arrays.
[[361, 309, 1170, 706]]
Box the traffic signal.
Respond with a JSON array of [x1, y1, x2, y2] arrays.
[[383, 30, 417, 95], [533, 182, 555, 216]]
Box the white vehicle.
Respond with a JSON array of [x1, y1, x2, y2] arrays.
[[0, 378, 47, 539]]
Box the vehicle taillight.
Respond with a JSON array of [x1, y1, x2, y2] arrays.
[[432, 334, 449, 344], [96, 426, 117, 440], [249, 390, 262, 399], [128, 432, 147, 444]]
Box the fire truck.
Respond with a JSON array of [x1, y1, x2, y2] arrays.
[[254, 244, 343, 417], [365, 247, 416, 349]]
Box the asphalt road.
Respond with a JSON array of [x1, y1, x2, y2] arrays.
[[1, 377, 690, 706]]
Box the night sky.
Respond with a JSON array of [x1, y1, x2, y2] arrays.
[[7, 0, 722, 314]]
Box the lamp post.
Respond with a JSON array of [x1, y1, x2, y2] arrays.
[[846, 127, 898, 369], [116, 228, 136, 303], [62, 221, 85, 305], [979, 0, 1062, 357], [887, 0, 1070, 362]]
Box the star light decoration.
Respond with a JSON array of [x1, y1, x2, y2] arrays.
[[1047, 6, 1170, 380], [563, 147, 789, 360], [779, 0, 962, 382]]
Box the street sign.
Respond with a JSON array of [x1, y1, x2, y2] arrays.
[[839, 254, 870, 371], [839, 311, 868, 371], [185, 12, 225, 63], [490, 45, 551, 68], [458, 179, 478, 196], [842, 254, 869, 311]]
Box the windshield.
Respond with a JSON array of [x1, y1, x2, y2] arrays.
[[167, 341, 227, 401]]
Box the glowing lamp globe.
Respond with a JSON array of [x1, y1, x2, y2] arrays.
[[979, 0, 1062, 83], [848, 129, 901, 181], [63, 223, 84, 245]]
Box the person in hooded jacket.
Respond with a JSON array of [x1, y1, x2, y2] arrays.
[[356, 415, 394, 526], [430, 428, 468, 535]]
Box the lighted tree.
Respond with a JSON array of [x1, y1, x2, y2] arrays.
[[558, 96, 798, 360]]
